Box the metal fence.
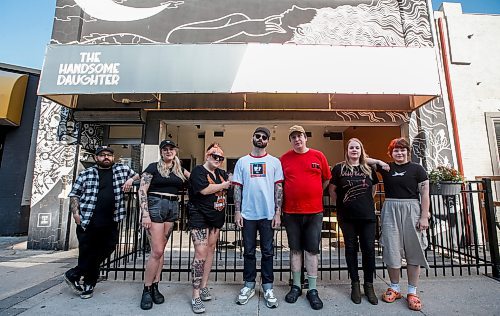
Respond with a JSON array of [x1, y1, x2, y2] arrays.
[[101, 179, 500, 282]]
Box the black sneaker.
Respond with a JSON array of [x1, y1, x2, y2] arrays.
[[151, 282, 165, 304], [306, 289, 323, 310], [80, 284, 94, 299], [140, 287, 153, 310], [285, 285, 302, 303], [63, 272, 83, 294]]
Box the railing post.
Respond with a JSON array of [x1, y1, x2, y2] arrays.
[[482, 178, 500, 278]]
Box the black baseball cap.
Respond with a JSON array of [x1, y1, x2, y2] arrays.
[[160, 139, 178, 149], [95, 146, 114, 155], [254, 127, 271, 138]]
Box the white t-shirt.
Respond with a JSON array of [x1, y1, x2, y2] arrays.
[[232, 153, 284, 220]]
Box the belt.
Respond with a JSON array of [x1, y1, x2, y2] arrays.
[[149, 193, 179, 201]]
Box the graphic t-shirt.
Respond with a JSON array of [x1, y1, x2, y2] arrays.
[[143, 162, 186, 195], [280, 149, 332, 214], [189, 165, 228, 213], [377, 162, 428, 199], [91, 168, 115, 227], [232, 153, 284, 220], [331, 163, 379, 221]]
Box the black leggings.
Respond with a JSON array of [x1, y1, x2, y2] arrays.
[[339, 220, 376, 283]]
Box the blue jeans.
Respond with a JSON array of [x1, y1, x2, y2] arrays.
[[242, 218, 274, 289]]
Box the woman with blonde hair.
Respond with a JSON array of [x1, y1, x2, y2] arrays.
[[188, 143, 231, 313], [329, 138, 379, 305], [139, 140, 190, 310]]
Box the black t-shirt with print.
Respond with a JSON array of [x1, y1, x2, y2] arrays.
[[331, 163, 379, 221], [189, 165, 228, 213], [377, 162, 428, 199], [143, 162, 186, 194]]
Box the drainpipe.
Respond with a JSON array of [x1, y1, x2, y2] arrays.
[[437, 17, 464, 175]]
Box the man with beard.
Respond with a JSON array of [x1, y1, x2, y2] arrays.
[[64, 146, 139, 299], [232, 127, 284, 308]]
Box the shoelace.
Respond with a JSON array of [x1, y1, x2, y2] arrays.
[[192, 297, 204, 310], [265, 289, 275, 299], [241, 287, 252, 295]]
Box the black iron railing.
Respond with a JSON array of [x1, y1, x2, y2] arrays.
[[101, 179, 500, 281]]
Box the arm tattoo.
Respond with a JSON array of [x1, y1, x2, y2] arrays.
[[139, 173, 153, 213], [234, 185, 242, 213], [70, 197, 80, 215], [275, 183, 283, 209]]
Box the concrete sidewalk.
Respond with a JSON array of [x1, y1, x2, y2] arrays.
[[1, 237, 499, 315]]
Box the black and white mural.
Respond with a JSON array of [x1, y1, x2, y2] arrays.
[[410, 97, 454, 171], [52, 0, 432, 47], [32, 98, 77, 206]]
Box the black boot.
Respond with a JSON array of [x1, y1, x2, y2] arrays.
[[351, 281, 361, 304], [151, 282, 165, 304], [364, 282, 379, 305], [140, 286, 153, 310]]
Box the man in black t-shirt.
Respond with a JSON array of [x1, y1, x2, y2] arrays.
[[65, 146, 139, 299]]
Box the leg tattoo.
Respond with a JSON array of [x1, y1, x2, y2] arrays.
[[191, 229, 208, 246], [192, 258, 206, 289]]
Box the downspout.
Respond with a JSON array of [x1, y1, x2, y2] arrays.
[[437, 17, 464, 175]]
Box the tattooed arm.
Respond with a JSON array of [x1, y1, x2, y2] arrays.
[[139, 172, 153, 229], [417, 180, 430, 231], [234, 184, 243, 228], [272, 182, 283, 228], [70, 197, 81, 225]]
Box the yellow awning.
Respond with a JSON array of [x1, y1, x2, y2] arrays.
[[0, 70, 28, 126]]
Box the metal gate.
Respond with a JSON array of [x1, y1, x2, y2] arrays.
[[101, 179, 500, 281]]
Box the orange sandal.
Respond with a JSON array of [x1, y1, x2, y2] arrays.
[[407, 294, 422, 311], [382, 288, 402, 303]]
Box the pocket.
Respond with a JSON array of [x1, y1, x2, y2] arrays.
[[171, 202, 180, 221]]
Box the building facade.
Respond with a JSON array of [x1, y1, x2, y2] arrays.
[[28, 0, 488, 249]]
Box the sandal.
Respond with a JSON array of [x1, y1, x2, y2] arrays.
[[382, 288, 402, 303], [407, 294, 422, 311]]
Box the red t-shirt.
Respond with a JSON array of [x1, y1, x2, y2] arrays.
[[280, 149, 332, 214]]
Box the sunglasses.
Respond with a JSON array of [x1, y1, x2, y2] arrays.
[[254, 134, 268, 141], [211, 154, 225, 162]]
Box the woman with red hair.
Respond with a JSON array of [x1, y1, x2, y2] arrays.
[[188, 143, 231, 314], [376, 138, 430, 311]]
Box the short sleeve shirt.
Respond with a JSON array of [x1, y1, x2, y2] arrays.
[[143, 162, 186, 195], [280, 149, 331, 214], [232, 153, 284, 220], [189, 165, 229, 212], [331, 163, 379, 221], [377, 162, 428, 199]]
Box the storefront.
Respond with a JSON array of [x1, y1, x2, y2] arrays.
[[31, 0, 446, 249]]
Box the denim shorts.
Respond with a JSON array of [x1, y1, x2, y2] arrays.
[[148, 196, 179, 223]]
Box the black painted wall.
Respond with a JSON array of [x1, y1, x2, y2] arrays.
[[0, 66, 40, 235]]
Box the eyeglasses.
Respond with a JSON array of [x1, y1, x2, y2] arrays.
[[254, 134, 268, 141], [97, 153, 113, 158], [211, 154, 225, 162]]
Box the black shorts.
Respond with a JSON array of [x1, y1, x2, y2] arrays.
[[188, 206, 225, 230], [283, 212, 323, 254], [148, 196, 179, 223]]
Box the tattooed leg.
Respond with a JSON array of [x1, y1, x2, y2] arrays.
[[191, 228, 209, 298], [191, 258, 206, 290], [201, 228, 220, 289]]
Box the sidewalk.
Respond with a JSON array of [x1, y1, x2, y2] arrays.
[[1, 237, 499, 316]]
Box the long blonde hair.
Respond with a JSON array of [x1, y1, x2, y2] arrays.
[[158, 148, 187, 181], [341, 138, 373, 179]]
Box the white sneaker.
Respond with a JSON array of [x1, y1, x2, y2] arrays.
[[264, 288, 278, 308], [236, 286, 255, 305]]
